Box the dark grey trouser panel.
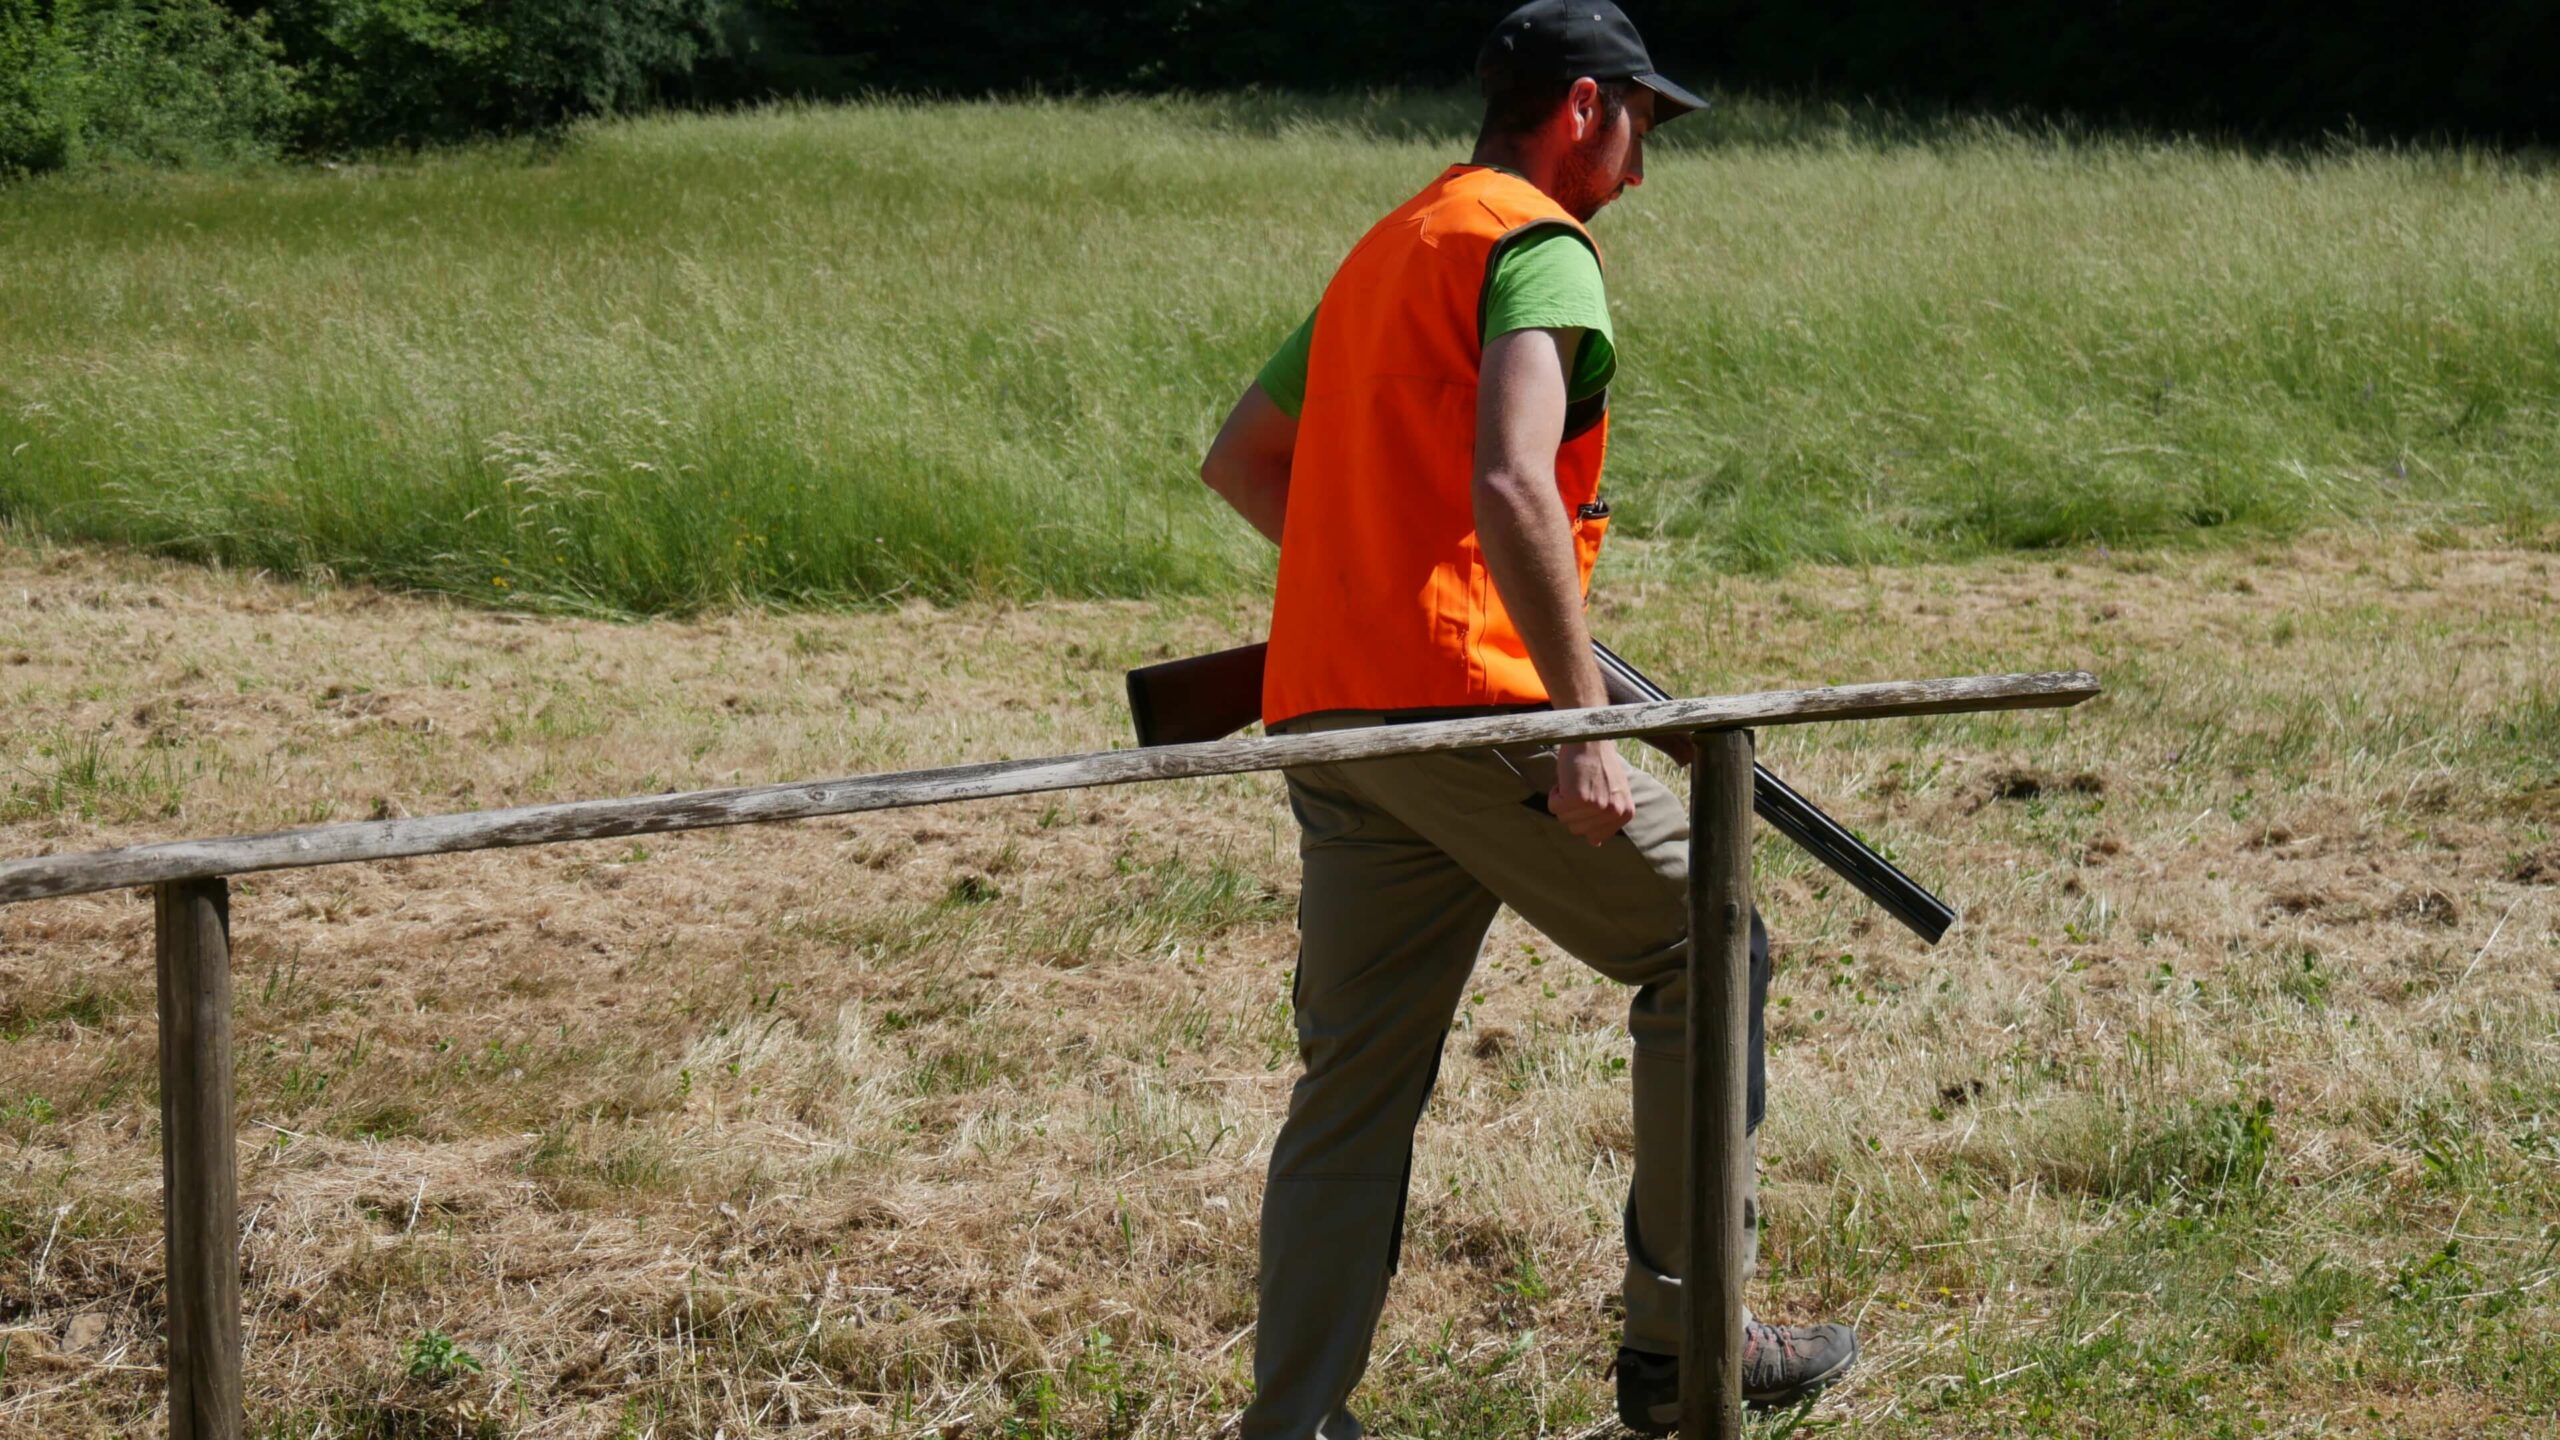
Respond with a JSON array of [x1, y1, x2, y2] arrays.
[[1240, 730, 1769, 1439]]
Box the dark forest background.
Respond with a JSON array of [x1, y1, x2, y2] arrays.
[[7, 1, 2558, 174], [703, 2, 2560, 144]]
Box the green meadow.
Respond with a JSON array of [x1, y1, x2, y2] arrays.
[[4, 93, 2558, 614]]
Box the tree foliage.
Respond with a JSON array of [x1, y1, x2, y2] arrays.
[[6, 0, 2557, 178], [1, 0, 297, 174], [267, 0, 725, 151]]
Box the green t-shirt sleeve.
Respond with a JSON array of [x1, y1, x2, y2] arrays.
[[1483, 227, 1616, 403], [1255, 307, 1318, 419], [1255, 228, 1611, 419]]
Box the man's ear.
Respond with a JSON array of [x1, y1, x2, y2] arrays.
[[1565, 76, 1601, 142]]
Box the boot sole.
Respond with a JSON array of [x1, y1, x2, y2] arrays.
[[1743, 1338, 1858, 1412], [1618, 1344, 1857, 1433], [1616, 1338, 1859, 1433]]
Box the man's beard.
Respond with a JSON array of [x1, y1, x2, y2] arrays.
[[1553, 132, 1623, 222]]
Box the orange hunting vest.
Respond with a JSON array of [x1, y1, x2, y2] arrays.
[[1263, 165, 1612, 728]]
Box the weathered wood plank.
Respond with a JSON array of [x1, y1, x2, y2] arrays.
[[0, 671, 2097, 906], [156, 878, 241, 1440], [1681, 732, 1755, 1440]]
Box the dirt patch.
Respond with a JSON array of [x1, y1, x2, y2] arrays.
[[1970, 765, 2108, 809], [2511, 846, 2560, 885], [2267, 886, 2333, 917], [2387, 885, 2464, 927]]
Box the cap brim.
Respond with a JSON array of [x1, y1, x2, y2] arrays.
[[1632, 72, 1710, 122]]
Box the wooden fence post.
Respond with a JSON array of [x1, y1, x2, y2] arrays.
[[1682, 731, 1754, 1440], [155, 876, 241, 1440]]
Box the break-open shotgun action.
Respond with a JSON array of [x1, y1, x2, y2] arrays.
[[1125, 641, 1958, 944]]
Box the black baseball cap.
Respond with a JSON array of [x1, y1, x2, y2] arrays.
[[1477, 1, 1709, 122]]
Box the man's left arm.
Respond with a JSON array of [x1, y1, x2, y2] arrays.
[[1475, 325, 1633, 844]]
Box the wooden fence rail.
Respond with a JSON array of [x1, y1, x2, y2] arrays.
[[0, 670, 2099, 1440]]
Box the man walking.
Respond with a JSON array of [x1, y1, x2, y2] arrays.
[[1197, 3, 1858, 1435]]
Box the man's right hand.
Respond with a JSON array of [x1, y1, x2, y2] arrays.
[[1549, 738, 1635, 844]]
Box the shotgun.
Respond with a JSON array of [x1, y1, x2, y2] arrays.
[[1125, 641, 1956, 944]]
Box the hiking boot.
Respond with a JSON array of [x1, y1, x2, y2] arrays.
[[1612, 1323, 1859, 1433]]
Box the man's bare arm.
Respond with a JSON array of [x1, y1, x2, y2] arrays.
[[1200, 383, 1297, 546], [1475, 326, 1632, 843], [1475, 327, 1610, 708]]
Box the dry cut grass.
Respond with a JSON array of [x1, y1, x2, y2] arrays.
[[0, 527, 2555, 1437]]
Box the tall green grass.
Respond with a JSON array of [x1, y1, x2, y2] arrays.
[[3, 94, 2556, 611]]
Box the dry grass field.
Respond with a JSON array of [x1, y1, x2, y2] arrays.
[[1, 526, 2555, 1437]]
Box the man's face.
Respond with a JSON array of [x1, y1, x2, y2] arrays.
[[1556, 83, 1652, 223]]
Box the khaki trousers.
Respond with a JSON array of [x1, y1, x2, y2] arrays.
[[1241, 721, 1770, 1440]]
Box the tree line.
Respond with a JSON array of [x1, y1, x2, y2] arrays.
[[6, 0, 2553, 176]]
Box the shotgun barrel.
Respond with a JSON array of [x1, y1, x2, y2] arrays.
[[1592, 642, 1954, 945]]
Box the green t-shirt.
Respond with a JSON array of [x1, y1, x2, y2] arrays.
[[1255, 225, 1615, 419]]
